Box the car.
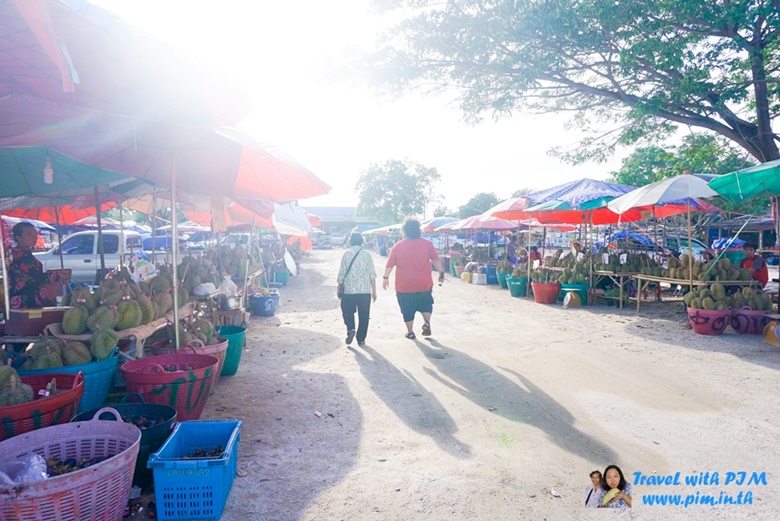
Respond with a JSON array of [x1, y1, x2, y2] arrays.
[[35, 230, 143, 283], [330, 233, 345, 247]]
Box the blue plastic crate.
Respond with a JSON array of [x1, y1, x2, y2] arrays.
[[148, 419, 243, 520]]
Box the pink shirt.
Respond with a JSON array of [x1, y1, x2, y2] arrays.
[[386, 238, 440, 293]]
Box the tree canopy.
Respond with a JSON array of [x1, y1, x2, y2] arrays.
[[369, 0, 780, 164], [355, 159, 440, 224], [457, 192, 500, 217]]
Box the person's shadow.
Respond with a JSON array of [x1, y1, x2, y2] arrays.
[[351, 344, 472, 458], [416, 339, 616, 462]]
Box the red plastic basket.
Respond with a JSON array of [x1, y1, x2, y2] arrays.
[[149, 340, 228, 394], [120, 352, 219, 421], [531, 282, 561, 304], [0, 407, 141, 521], [687, 307, 732, 335], [0, 372, 84, 441], [731, 307, 771, 335]]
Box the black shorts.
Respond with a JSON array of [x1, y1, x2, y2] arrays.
[[396, 290, 434, 322]]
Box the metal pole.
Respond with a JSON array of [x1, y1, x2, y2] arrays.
[[119, 204, 125, 268], [151, 195, 157, 265], [55, 207, 64, 270], [171, 168, 181, 351], [687, 198, 693, 290], [0, 221, 9, 321], [95, 187, 105, 271]]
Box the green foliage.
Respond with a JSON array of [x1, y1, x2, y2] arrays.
[[355, 159, 440, 224], [457, 192, 500, 218], [432, 205, 452, 217], [609, 133, 770, 213], [511, 188, 534, 198], [367, 0, 780, 163]]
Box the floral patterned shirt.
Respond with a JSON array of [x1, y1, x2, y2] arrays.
[[337, 247, 376, 295], [8, 247, 57, 309]]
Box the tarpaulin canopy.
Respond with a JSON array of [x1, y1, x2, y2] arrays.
[[435, 215, 518, 231], [0, 0, 249, 126], [522, 178, 635, 211], [362, 223, 403, 236], [421, 216, 458, 233]]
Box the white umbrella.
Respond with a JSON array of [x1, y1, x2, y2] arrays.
[[607, 174, 719, 215]]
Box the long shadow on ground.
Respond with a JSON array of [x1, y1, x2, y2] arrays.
[[415, 338, 617, 463], [351, 343, 472, 458]]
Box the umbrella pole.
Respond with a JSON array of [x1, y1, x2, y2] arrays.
[[119, 205, 125, 269], [151, 195, 157, 266], [171, 168, 181, 351], [55, 207, 64, 270], [775, 196, 780, 248], [0, 222, 9, 322], [687, 199, 693, 290], [95, 187, 106, 272], [243, 215, 255, 307], [589, 211, 594, 290]]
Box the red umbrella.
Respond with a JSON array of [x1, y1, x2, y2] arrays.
[[0, 96, 331, 203], [1, 201, 115, 224], [1, 0, 249, 126]]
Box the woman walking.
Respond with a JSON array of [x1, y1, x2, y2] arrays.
[[382, 217, 445, 339], [337, 232, 377, 346]]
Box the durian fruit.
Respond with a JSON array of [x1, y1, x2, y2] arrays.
[[710, 282, 726, 301], [602, 488, 621, 506], [91, 330, 119, 361], [71, 287, 97, 311], [137, 295, 156, 325], [151, 275, 172, 294], [190, 319, 215, 338], [100, 288, 123, 307], [689, 297, 703, 309], [62, 307, 89, 335], [206, 336, 222, 346], [87, 306, 119, 333], [683, 291, 697, 307], [27, 338, 63, 361], [0, 375, 34, 407], [154, 293, 173, 315], [0, 361, 19, 391], [702, 297, 716, 310], [62, 341, 92, 366], [33, 346, 64, 370], [116, 300, 143, 331]]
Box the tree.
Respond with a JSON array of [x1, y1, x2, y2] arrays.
[[457, 192, 500, 217], [355, 159, 440, 224], [610, 133, 769, 213], [368, 0, 780, 164], [511, 188, 534, 198], [432, 205, 452, 217]]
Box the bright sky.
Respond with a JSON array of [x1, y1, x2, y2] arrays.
[[92, 0, 623, 213]]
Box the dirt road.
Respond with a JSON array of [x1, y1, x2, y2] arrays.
[[207, 249, 780, 520]]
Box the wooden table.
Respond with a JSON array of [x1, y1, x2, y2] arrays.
[[632, 275, 759, 312], [593, 271, 637, 309]]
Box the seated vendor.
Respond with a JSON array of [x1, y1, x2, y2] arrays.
[[740, 242, 768, 288], [8, 222, 61, 309], [570, 240, 584, 258]]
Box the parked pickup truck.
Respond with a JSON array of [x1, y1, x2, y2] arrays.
[[34, 230, 144, 283]]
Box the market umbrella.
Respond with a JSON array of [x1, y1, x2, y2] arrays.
[[0, 197, 116, 223], [0, 0, 249, 126], [421, 216, 458, 233], [607, 174, 720, 215], [708, 159, 780, 249]]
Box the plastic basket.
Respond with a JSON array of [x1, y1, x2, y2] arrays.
[[273, 271, 289, 286], [120, 353, 219, 421], [249, 294, 277, 317], [0, 407, 141, 521], [150, 341, 228, 394], [731, 308, 771, 335], [216, 325, 246, 376], [485, 264, 498, 284], [148, 420, 243, 521], [496, 271, 509, 289], [531, 282, 561, 304], [687, 307, 732, 335], [507, 278, 528, 297], [558, 283, 590, 305], [71, 394, 177, 490], [18, 348, 119, 414], [0, 372, 84, 441]]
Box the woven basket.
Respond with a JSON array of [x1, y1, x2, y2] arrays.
[[149, 340, 228, 394], [0, 372, 84, 441], [120, 352, 219, 421], [0, 407, 141, 521]]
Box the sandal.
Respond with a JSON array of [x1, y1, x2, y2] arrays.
[[421, 322, 431, 336], [405, 332, 416, 340]]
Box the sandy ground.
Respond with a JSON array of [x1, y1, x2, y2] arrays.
[[193, 249, 780, 520]]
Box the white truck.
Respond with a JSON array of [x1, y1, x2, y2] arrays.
[[34, 230, 144, 283]]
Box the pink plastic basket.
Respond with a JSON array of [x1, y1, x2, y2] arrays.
[[0, 407, 141, 521]]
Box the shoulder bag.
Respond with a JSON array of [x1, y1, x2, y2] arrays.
[[337, 248, 362, 299]]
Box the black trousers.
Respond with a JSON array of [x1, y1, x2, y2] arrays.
[[340, 293, 371, 343]]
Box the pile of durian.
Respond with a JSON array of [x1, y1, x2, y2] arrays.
[[177, 256, 220, 293], [684, 283, 773, 311], [215, 243, 262, 278], [530, 268, 561, 283], [0, 364, 33, 407], [665, 255, 752, 282], [150, 317, 224, 349], [16, 336, 111, 370]]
